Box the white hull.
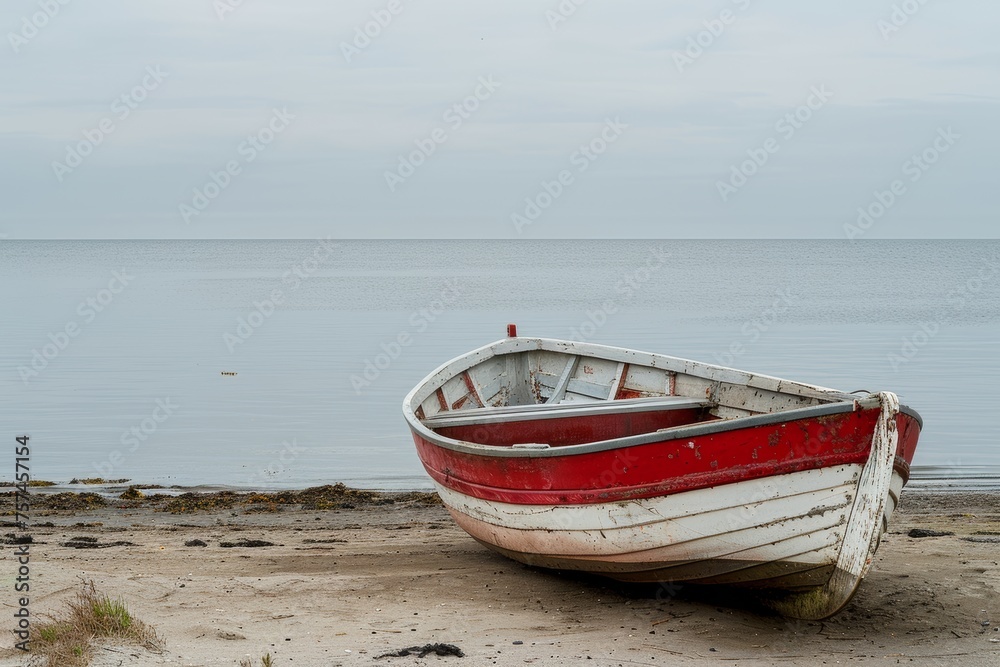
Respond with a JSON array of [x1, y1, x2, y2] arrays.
[[437, 465, 902, 581], [435, 459, 904, 618], [405, 334, 917, 619]]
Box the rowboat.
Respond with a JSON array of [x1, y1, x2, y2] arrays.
[[402, 326, 922, 619]]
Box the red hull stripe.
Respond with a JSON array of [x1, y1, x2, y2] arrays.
[[414, 410, 920, 506], [434, 407, 712, 447]]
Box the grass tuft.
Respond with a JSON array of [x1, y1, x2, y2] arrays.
[[32, 580, 161, 666]]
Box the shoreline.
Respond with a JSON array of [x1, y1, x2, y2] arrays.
[[10, 467, 1000, 498], [1, 487, 998, 666]]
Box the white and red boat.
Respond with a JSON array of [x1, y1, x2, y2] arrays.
[[403, 326, 921, 619]]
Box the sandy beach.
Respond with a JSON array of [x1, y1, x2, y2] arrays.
[[2, 487, 998, 666]]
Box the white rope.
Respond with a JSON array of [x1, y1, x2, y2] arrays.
[[833, 391, 900, 581], [769, 391, 900, 619]]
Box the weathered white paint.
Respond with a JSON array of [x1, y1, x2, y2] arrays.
[[546, 355, 579, 404], [406, 336, 919, 620], [434, 458, 905, 618], [768, 392, 901, 619], [408, 337, 849, 424]]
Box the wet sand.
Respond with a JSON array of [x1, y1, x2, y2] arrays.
[[1, 488, 998, 666]]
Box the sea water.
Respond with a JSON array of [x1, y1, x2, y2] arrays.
[[1, 240, 997, 490]]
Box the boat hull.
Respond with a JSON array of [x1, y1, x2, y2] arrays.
[[413, 408, 918, 506], [432, 464, 904, 589], [403, 336, 922, 619]]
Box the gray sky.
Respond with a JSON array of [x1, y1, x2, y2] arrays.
[[1, 0, 997, 239]]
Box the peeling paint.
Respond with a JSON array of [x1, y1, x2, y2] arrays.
[[405, 337, 920, 620]]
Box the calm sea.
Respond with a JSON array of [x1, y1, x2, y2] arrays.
[[1, 240, 997, 491]]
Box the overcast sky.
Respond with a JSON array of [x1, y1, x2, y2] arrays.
[[1, 1, 997, 239]]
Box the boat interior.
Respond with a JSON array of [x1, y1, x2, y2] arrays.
[[415, 346, 834, 448]]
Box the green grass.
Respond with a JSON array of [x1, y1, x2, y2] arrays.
[[90, 595, 133, 632], [32, 581, 161, 666]]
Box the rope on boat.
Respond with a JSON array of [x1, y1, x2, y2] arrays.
[[838, 391, 899, 580], [769, 391, 900, 620]]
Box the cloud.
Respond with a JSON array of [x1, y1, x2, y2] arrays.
[[1, 0, 997, 238]]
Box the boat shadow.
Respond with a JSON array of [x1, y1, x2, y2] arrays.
[[512, 561, 931, 640], [527, 566, 781, 618]]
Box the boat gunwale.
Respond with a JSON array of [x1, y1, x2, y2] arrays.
[[402, 337, 923, 459], [421, 395, 713, 428]]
